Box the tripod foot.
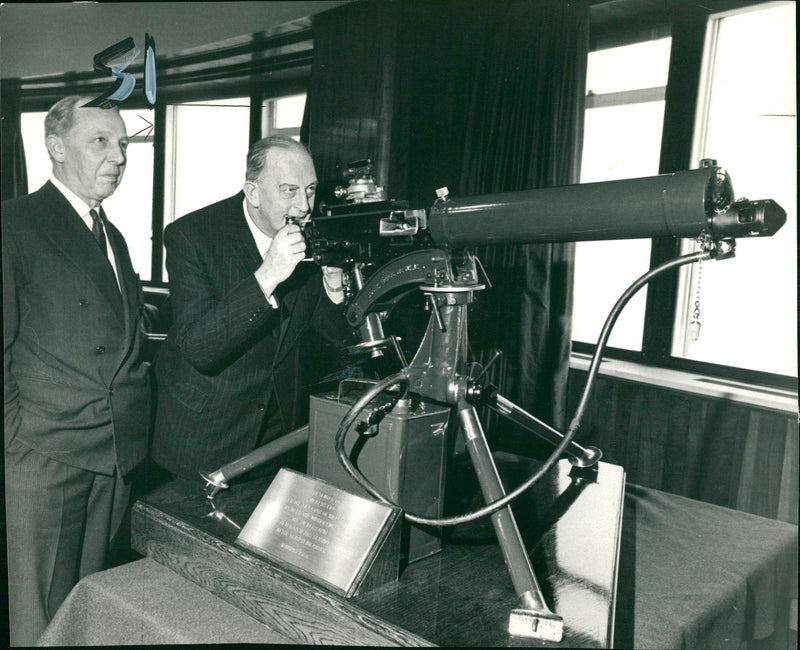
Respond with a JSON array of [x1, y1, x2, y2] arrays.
[[508, 591, 564, 642], [569, 444, 603, 468]]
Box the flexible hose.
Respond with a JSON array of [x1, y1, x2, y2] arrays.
[[334, 249, 711, 526]]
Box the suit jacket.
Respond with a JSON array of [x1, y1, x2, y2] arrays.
[[2, 181, 152, 476], [151, 192, 349, 479]]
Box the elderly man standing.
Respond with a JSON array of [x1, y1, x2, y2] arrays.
[[2, 96, 152, 646], [151, 135, 350, 482]]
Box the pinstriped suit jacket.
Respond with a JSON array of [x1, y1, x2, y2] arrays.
[[2, 181, 152, 476], [151, 193, 349, 479]]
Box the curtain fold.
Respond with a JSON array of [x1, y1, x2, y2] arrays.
[[457, 1, 588, 439], [1, 78, 29, 201], [305, 0, 589, 450]]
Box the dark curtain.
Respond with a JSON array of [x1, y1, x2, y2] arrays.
[[305, 0, 588, 449], [1, 78, 29, 201], [457, 1, 587, 442], [300, 0, 399, 196]]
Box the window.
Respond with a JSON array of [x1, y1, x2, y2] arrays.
[[572, 37, 671, 350], [20, 92, 307, 284], [161, 98, 251, 279], [673, 2, 796, 377], [262, 93, 306, 139], [574, 3, 795, 386], [163, 98, 250, 228]]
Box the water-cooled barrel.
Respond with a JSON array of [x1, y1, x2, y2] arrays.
[[428, 167, 737, 246]]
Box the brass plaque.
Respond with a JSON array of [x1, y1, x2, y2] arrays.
[[236, 468, 401, 597]]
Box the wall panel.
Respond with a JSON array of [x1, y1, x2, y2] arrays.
[[566, 369, 798, 524]]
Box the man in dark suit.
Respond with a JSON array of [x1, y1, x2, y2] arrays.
[[2, 96, 152, 646], [151, 135, 350, 481]]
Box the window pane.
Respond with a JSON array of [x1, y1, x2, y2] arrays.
[[262, 93, 307, 139], [579, 102, 666, 182], [20, 112, 49, 191], [572, 39, 671, 350], [104, 109, 155, 278], [586, 38, 671, 95], [274, 94, 306, 130], [572, 240, 652, 350], [165, 98, 250, 225], [163, 98, 250, 280], [20, 109, 155, 279], [674, 3, 796, 377]]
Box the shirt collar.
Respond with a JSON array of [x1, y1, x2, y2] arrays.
[[243, 198, 273, 256], [50, 175, 97, 218]]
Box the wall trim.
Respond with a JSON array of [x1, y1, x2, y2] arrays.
[[570, 352, 799, 414]]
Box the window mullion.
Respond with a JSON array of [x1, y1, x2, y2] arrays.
[[149, 102, 167, 284], [586, 86, 666, 109], [249, 87, 264, 145], [641, 7, 708, 366]]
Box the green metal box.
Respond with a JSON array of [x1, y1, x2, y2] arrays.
[[307, 391, 450, 564]]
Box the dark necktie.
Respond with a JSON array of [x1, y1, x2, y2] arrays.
[[89, 208, 108, 257]]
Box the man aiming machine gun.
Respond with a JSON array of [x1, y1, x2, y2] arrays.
[[203, 159, 785, 641]]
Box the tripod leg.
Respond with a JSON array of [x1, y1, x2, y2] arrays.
[[458, 405, 563, 642]]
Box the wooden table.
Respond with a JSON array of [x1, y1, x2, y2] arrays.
[[40, 455, 797, 647]]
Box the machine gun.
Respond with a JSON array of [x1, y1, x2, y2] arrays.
[[205, 158, 786, 641], [305, 159, 784, 357]]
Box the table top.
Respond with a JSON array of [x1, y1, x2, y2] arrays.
[[127, 453, 797, 648], [135, 455, 627, 647]]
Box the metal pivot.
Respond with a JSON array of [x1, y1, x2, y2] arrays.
[[458, 405, 563, 642]]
